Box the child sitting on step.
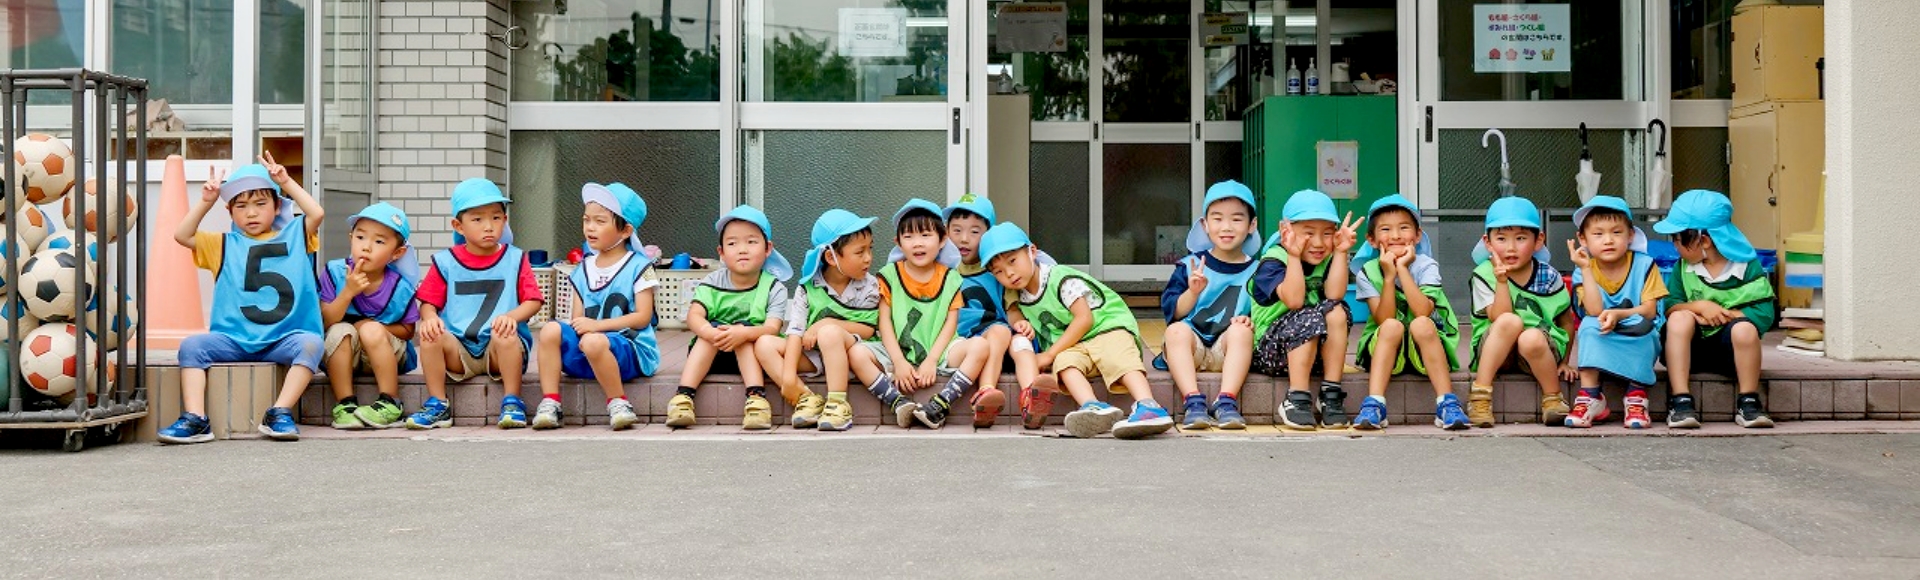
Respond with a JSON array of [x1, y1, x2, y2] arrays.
[[1656, 189, 1776, 429], [531, 183, 662, 430], [318, 203, 420, 431]]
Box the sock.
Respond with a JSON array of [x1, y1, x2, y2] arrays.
[[931, 374, 971, 412], [1436, 394, 1454, 405], [1366, 395, 1386, 406], [1580, 387, 1603, 399], [1217, 392, 1237, 403], [544, 393, 562, 402], [867, 375, 903, 407], [1183, 393, 1207, 408], [828, 392, 849, 403], [746, 386, 767, 399], [1321, 380, 1342, 393], [676, 386, 697, 398], [338, 396, 359, 407], [1626, 386, 1648, 400]]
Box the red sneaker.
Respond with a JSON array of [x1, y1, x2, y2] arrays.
[[1020, 386, 1054, 430], [970, 387, 1006, 428], [1564, 393, 1610, 428], [1623, 395, 1651, 429]]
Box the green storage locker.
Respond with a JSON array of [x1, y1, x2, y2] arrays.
[[1242, 95, 1400, 234]]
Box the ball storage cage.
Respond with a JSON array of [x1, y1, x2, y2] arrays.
[[0, 69, 150, 452]]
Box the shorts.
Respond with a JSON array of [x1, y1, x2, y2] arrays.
[[1472, 326, 1569, 374], [795, 327, 866, 378], [559, 325, 660, 382], [324, 322, 416, 374], [1252, 301, 1350, 376], [179, 331, 325, 372], [1053, 331, 1147, 392], [862, 338, 964, 376], [444, 335, 529, 382], [1671, 318, 1755, 377]]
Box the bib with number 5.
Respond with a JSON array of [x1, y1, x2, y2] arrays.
[[432, 246, 531, 358], [212, 226, 323, 349]]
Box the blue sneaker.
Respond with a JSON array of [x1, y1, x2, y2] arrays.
[[1113, 402, 1175, 439], [405, 397, 452, 430], [1179, 397, 1214, 430], [1353, 398, 1388, 430], [157, 413, 213, 445], [1063, 401, 1124, 439], [1434, 394, 1471, 431], [1211, 397, 1246, 430], [497, 395, 528, 429], [257, 407, 300, 441]]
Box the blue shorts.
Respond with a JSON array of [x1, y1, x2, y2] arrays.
[[179, 331, 326, 372], [559, 325, 659, 382]]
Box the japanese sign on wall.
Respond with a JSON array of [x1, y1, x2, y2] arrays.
[[1200, 13, 1250, 47], [1472, 4, 1571, 73], [1317, 141, 1360, 199], [996, 3, 1068, 53], [839, 8, 909, 58]]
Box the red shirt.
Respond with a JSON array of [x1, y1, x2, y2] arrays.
[[416, 245, 544, 311]]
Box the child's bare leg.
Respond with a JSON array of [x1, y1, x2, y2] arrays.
[[1014, 348, 1045, 391], [536, 323, 565, 396], [358, 323, 402, 398], [1474, 313, 1526, 387], [1220, 322, 1254, 398], [1665, 311, 1698, 395], [271, 335, 323, 408], [1056, 368, 1101, 405], [274, 366, 315, 409], [420, 335, 461, 400], [325, 339, 356, 400], [1579, 368, 1600, 390], [1163, 321, 1202, 397], [1409, 317, 1454, 397], [980, 325, 1012, 393], [754, 334, 803, 402], [1322, 308, 1350, 383], [577, 332, 627, 400], [679, 337, 719, 389], [734, 345, 765, 388], [952, 338, 990, 381], [493, 336, 526, 397], [181, 368, 209, 416], [1286, 340, 1319, 393], [1516, 329, 1562, 396], [849, 341, 883, 387], [1113, 370, 1158, 408], [1730, 322, 1763, 395], [1367, 319, 1406, 397], [815, 328, 851, 395]]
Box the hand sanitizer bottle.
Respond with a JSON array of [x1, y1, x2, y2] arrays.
[[1286, 58, 1302, 95], [1305, 58, 1320, 95]]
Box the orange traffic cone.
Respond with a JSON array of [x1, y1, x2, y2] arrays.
[[142, 155, 204, 349]]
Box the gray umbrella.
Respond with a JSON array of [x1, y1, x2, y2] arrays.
[[1482, 128, 1514, 198]]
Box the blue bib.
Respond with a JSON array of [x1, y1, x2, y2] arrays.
[[432, 247, 532, 358], [1574, 252, 1665, 385], [956, 270, 1007, 338], [1178, 253, 1256, 345], [210, 227, 322, 350], [567, 253, 659, 348], [325, 258, 419, 373]]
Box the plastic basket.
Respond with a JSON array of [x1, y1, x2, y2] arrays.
[[530, 267, 557, 326], [654, 268, 714, 330], [550, 264, 579, 322]]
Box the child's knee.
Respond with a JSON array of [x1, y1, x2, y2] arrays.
[[1408, 316, 1439, 339], [816, 328, 847, 349], [1223, 321, 1254, 344], [492, 336, 525, 355], [1492, 312, 1524, 333], [1669, 310, 1697, 328], [1165, 321, 1196, 341], [1516, 328, 1550, 354], [1376, 318, 1406, 338], [538, 322, 564, 343], [579, 332, 610, 355], [1325, 307, 1350, 327], [1730, 322, 1761, 346], [985, 324, 1012, 342]]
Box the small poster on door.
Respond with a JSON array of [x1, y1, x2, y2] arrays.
[[839, 8, 909, 58], [1473, 4, 1571, 73], [1317, 140, 1360, 199], [997, 3, 1068, 53]]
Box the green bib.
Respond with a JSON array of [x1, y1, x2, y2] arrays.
[[1468, 261, 1572, 371], [879, 264, 962, 365], [1247, 246, 1333, 332], [1355, 259, 1460, 375], [692, 272, 774, 328], [1016, 265, 1138, 350], [1676, 263, 1776, 337], [803, 280, 879, 331]]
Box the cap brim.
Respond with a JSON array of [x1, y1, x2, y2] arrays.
[[1651, 218, 1688, 235], [1286, 211, 1340, 224], [454, 195, 512, 215], [219, 175, 279, 201], [1484, 218, 1541, 230]]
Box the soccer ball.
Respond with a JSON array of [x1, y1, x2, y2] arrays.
[[0, 298, 38, 344], [82, 286, 138, 350], [0, 237, 30, 297], [63, 179, 139, 242], [12, 133, 76, 205], [18, 323, 113, 404], [37, 230, 99, 262], [1, 203, 52, 252], [19, 248, 93, 321]]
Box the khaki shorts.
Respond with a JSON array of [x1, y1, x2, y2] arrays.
[[1054, 331, 1147, 392], [324, 322, 410, 373]]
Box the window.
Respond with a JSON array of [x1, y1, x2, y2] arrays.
[[511, 0, 721, 102]]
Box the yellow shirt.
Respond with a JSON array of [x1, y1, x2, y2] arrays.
[[193, 229, 322, 272], [1577, 259, 1670, 310]]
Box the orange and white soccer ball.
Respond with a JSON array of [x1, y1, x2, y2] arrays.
[[3, 203, 53, 252], [19, 323, 114, 403], [12, 133, 76, 205], [63, 179, 138, 242]]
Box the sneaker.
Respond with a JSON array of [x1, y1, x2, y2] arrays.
[[742, 395, 773, 430], [1666, 394, 1701, 429], [1020, 387, 1055, 430], [818, 398, 854, 431], [1623, 395, 1652, 429], [1280, 390, 1317, 431], [1540, 392, 1571, 425], [1112, 403, 1174, 439], [608, 398, 639, 430], [890, 399, 920, 429], [257, 407, 300, 441], [1563, 393, 1610, 428], [1179, 397, 1214, 430], [1063, 401, 1125, 439], [913, 401, 950, 429], [1353, 398, 1388, 430], [531, 398, 564, 430], [330, 402, 366, 430], [970, 388, 1006, 428], [157, 413, 213, 445], [1212, 397, 1247, 430], [790, 393, 826, 428], [497, 395, 528, 429], [405, 397, 452, 430], [1735, 394, 1774, 428], [1467, 385, 1495, 428], [1318, 385, 1350, 429], [354, 398, 405, 429], [1434, 395, 1471, 431], [664, 394, 696, 428]]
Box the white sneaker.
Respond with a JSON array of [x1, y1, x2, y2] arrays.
[[607, 398, 639, 431], [531, 398, 564, 430]]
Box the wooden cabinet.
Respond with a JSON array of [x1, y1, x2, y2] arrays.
[[1729, 101, 1823, 253], [1731, 5, 1824, 109]]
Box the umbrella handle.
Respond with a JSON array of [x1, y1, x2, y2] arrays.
[[1578, 122, 1592, 160], [1648, 118, 1668, 156], [1481, 128, 1510, 178]]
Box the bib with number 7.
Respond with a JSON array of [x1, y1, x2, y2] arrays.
[[432, 246, 530, 358]]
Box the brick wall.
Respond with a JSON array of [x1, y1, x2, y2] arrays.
[[374, 0, 510, 257]]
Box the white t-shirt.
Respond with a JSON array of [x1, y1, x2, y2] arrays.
[[583, 252, 660, 293], [1018, 264, 1092, 310], [1355, 254, 1443, 300]]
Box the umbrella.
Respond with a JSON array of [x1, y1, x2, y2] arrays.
[[1576, 122, 1602, 203], [1647, 119, 1672, 210], [1481, 128, 1514, 198]]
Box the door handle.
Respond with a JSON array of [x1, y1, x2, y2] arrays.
[[1424, 106, 1433, 143], [1093, 122, 1100, 140], [1193, 123, 1200, 140], [951, 108, 961, 145]]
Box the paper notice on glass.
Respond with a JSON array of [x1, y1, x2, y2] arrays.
[[1317, 141, 1360, 199], [996, 3, 1068, 53], [1473, 4, 1572, 73], [1201, 13, 1250, 47], [840, 8, 908, 58]]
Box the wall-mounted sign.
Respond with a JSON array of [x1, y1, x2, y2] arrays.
[[1317, 140, 1360, 199], [840, 8, 908, 58], [996, 3, 1068, 53], [1201, 12, 1250, 47], [1473, 4, 1571, 73]]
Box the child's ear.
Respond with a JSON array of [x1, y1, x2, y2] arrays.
[[392, 244, 409, 260]]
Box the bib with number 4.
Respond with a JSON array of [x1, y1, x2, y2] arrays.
[[211, 226, 323, 349], [432, 246, 532, 358]]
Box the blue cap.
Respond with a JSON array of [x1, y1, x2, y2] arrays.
[[218, 164, 296, 231], [1184, 180, 1262, 256], [1203, 180, 1258, 216], [1281, 190, 1339, 224], [892, 198, 946, 231], [1354, 193, 1432, 263], [800, 209, 877, 283], [887, 198, 962, 266], [451, 178, 512, 216], [978, 222, 1034, 266], [1571, 195, 1649, 254], [1653, 189, 1756, 263], [345, 202, 422, 283], [715, 205, 793, 281], [944, 193, 996, 225], [582, 182, 648, 254], [1484, 197, 1543, 231]]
